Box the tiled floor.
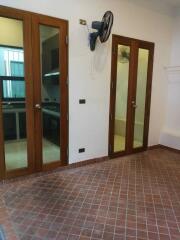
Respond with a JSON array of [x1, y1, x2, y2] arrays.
[[0, 148, 180, 240]]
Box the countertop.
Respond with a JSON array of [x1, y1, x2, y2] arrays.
[[2, 102, 60, 117]]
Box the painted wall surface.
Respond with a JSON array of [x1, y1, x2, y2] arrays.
[[160, 13, 180, 150], [0, 0, 174, 163], [170, 15, 180, 66], [160, 67, 180, 149], [0, 17, 23, 77], [0, 17, 23, 47]]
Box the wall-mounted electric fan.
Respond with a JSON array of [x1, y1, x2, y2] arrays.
[[89, 11, 114, 51]]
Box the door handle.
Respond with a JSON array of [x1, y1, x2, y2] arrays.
[[132, 101, 138, 108], [35, 103, 41, 110]]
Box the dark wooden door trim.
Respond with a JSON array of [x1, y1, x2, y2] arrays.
[[0, 79, 5, 180], [109, 34, 154, 158], [31, 14, 68, 172]]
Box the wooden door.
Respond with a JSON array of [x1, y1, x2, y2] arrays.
[[0, 6, 68, 179], [32, 14, 68, 172], [109, 35, 154, 158]]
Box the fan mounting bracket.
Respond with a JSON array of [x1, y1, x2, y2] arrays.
[[79, 19, 87, 25]]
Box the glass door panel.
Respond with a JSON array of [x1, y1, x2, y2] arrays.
[[39, 25, 60, 164], [133, 48, 149, 148], [0, 17, 28, 171], [114, 45, 130, 152]]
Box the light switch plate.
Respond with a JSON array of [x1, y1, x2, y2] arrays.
[[79, 19, 87, 25]]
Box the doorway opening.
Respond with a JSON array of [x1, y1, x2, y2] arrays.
[[109, 35, 154, 158]]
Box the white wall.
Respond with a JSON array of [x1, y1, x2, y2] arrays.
[[0, 17, 23, 47], [0, 0, 174, 163], [160, 13, 180, 150], [170, 15, 180, 66], [160, 67, 180, 149]]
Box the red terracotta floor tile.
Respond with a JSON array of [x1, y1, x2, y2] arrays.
[[0, 149, 179, 239]]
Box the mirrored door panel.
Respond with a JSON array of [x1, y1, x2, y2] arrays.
[[32, 14, 68, 171], [0, 16, 28, 171], [133, 48, 149, 149], [39, 25, 61, 164], [113, 45, 130, 152]]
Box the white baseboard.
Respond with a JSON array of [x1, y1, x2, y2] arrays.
[[160, 131, 180, 150]]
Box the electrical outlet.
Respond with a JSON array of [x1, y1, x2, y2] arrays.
[[79, 148, 85, 153], [79, 99, 86, 104]]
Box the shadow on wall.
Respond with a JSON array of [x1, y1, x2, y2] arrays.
[[92, 38, 111, 73]]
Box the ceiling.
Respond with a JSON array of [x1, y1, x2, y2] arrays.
[[162, 0, 180, 7], [154, 0, 180, 16], [126, 0, 180, 16]]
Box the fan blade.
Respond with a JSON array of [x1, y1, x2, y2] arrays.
[[100, 11, 114, 43]]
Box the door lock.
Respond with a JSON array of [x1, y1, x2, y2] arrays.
[[132, 101, 138, 108]]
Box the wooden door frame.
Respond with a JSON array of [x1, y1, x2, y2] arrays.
[[0, 5, 69, 179], [31, 14, 68, 172], [0, 73, 5, 180], [0, 6, 34, 179], [109, 34, 154, 158]]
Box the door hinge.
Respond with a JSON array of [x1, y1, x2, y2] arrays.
[[110, 113, 113, 120], [66, 35, 69, 45], [66, 75, 69, 85], [67, 148, 69, 157], [67, 114, 69, 121], [111, 81, 114, 89], [113, 46, 116, 54], [109, 144, 112, 152]]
